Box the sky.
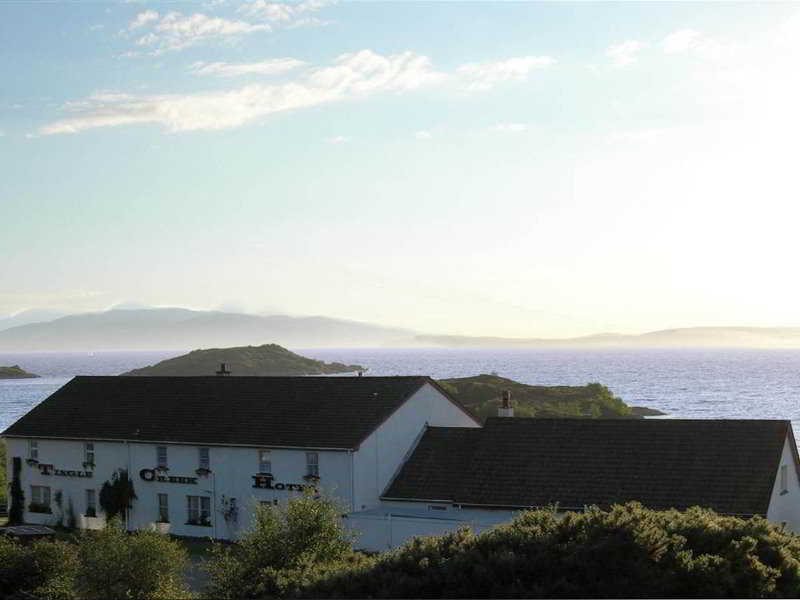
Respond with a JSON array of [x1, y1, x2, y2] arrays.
[[2, 1, 800, 338]]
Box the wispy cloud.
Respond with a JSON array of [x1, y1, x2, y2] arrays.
[[238, 0, 331, 25], [190, 58, 307, 77], [325, 135, 350, 144], [39, 50, 444, 135], [456, 56, 555, 91], [606, 40, 646, 68], [414, 130, 432, 139], [662, 29, 736, 61], [128, 10, 270, 54]]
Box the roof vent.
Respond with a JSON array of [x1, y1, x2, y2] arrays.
[[216, 363, 231, 376], [498, 390, 513, 418]]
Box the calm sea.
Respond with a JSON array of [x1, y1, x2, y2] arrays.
[[2, 348, 800, 433]]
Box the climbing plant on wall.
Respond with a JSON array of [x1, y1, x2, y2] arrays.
[[8, 457, 24, 524]]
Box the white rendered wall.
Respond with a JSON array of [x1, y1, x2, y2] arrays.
[[351, 383, 479, 511], [4, 437, 352, 539], [766, 436, 800, 532]]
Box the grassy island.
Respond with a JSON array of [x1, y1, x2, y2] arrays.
[[0, 365, 39, 379], [121, 344, 365, 376], [437, 374, 653, 422]]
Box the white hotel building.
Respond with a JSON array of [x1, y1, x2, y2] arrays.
[[4, 375, 800, 550]]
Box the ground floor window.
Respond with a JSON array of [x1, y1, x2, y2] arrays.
[[158, 493, 169, 523], [30, 485, 51, 513], [187, 495, 211, 526], [85, 489, 97, 517]]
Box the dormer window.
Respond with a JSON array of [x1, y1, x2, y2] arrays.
[[306, 452, 319, 477], [781, 464, 789, 494], [157, 446, 168, 469], [258, 450, 271, 474], [29, 440, 38, 460]]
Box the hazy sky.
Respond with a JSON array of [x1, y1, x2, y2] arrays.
[[2, 1, 800, 338]]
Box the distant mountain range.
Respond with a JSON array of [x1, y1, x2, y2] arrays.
[[1, 307, 799, 350], [418, 327, 800, 348], [0, 308, 414, 351]]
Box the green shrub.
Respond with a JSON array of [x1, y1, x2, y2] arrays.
[[205, 491, 355, 599], [0, 535, 80, 600], [297, 502, 800, 598], [76, 519, 190, 599]]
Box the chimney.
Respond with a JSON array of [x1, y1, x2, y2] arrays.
[[498, 390, 514, 417], [216, 363, 231, 376]]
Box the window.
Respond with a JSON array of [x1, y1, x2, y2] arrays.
[[781, 464, 789, 494], [157, 446, 168, 469], [306, 452, 319, 477], [199, 447, 210, 470], [158, 493, 169, 523], [84, 442, 95, 465], [86, 489, 97, 517], [258, 450, 271, 474], [30, 485, 51, 513], [29, 440, 38, 460], [187, 495, 211, 526]]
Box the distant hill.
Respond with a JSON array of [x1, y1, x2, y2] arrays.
[[121, 344, 365, 376], [0, 308, 415, 351], [437, 374, 661, 422], [0, 309, 70, 332], [0, 365, 39, 379], [419, 327, 800, 348]]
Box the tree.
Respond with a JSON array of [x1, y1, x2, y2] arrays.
[[98, 468, 137, 521], [205, 490, 355, 599], [76, 519, 189, 600]]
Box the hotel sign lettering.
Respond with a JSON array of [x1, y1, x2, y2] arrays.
[[139, 468, 198, 485], [38, 464, 93, 478], [252, 474, 311, 492]]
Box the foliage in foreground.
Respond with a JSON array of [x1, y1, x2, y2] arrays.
[[220, 501, 800, 599], [205, 491, 356, 599], [0, 520, 190, 600]]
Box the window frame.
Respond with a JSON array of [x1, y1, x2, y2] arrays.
[[187, 495, 211, 526], [84, 442, 95, 465], [29, 440, 38, 460], [85, 489, 97, 517], [306, 452, 319, 477], [780, 464, 789, 494], [158, 493, 169, 523], [30, 485, 51, 512], [157, 445, 168, 469], [258, 449, 272, 474], [198, 447, 210, 470]]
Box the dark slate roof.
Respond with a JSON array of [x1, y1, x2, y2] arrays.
[[2, 376, 469, 450], [384, 418, 795, 516]]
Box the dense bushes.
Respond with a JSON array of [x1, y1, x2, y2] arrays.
[[205, 492, 356, 599], [270, 502, 800, 598], [0, 520, 189, 600]]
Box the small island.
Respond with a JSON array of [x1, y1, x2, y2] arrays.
[[437, 374, 666, 422], [0, 365, 40, 379], [121, 344, 365, 376]]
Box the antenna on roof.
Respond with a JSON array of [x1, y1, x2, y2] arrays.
[[216, 363, 231, 376]]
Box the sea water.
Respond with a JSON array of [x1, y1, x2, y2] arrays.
[[1, 348, 800, 432]]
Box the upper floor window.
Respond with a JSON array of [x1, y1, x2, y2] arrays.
[[306, 452, 319, 477], [84, 442, 95, 465], [258, 450, 271, 474], [199, 447, 210, 470], [781, 464, 789, 494], [157, 446, 168, 469], [28, 440, 38, 460]]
